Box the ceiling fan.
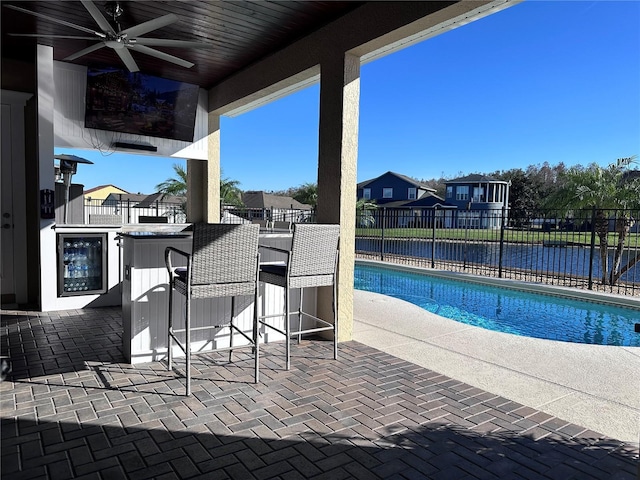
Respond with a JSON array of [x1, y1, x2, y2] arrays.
[[5, 0, 212, 72]]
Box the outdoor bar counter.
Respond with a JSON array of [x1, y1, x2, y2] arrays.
[[120, 227, 311, 364]]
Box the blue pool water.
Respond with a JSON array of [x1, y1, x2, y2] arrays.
[[354, 263, 640, 347]]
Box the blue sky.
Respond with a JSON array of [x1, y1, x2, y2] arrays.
[[63, 0, 639, 194]]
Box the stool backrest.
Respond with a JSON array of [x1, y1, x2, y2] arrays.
[[190, 223, 260, 286], [288, 224, 340, 279]]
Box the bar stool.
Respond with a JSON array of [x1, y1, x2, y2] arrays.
[[258, 223, 339, 370], [165, 223, 260, 395]]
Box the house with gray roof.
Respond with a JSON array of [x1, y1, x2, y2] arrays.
[[238, 191, 313, 223], [357, 171, 456, 228], [444, 174, 510, 229], [357, 171, 437, 205]]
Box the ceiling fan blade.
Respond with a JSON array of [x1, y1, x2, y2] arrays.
[[63, 42, 106, 61], [8, 33, 101, 40], [132, 38, 214, 49], [3, 4, 104, 37], [115, 48, 140, 73], [129, 44, 194, 69], [119, 14, 177, 39], [80, 0, 116, 36]]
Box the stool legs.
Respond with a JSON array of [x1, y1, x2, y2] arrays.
[[254, 285, 260, 383], [333, 281, 338, 360], [285, 284, 290, 371], [297, 289, 304, 345], [229, 297, 235, 363], [185, 291, 191, 397], [167, 281, 174, 371]]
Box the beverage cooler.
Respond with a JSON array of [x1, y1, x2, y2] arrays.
[[57, 233, 108, 296]]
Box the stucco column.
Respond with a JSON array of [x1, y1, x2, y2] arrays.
[[187, 113, 221, 223], [316, 52, 360, 342]]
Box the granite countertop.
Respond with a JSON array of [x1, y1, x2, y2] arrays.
[[118, 231, 192, 239]]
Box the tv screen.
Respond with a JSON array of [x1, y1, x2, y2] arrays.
[[85, 68, 199, 142]]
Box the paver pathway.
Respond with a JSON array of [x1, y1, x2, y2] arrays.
[[1, 307, 638, 479]]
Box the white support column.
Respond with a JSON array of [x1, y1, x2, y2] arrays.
[[505, 182, 510, 210], [37, 45, 57, 311], [316, 52, 360, 342]]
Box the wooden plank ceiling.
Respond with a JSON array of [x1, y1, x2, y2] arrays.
[[1, 1, 363, 88]]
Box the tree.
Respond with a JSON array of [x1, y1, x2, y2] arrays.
[[220, 176, 243, 207], [492, 168, 538, 227], [155, 163, 244, 210], [291, 182, 318, 207], [155, 163, 187, 216], [356, 197, 377, 227], [155, 163, 187, 197], [546, 156, 640, 285]]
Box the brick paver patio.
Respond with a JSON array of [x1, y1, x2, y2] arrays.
[[1, 307, 638, 479]]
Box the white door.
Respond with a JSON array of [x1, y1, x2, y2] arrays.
[[1, 91, 30, 306], [1, 103, 15, 303]]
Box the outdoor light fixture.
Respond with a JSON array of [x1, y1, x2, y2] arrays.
[[55, 154, 93, 223]]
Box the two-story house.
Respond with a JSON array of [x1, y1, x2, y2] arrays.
[[357, 171, 455, 227], [444, 174, 510, 229]]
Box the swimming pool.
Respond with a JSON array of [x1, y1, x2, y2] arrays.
[[354, 262, 640, 347]]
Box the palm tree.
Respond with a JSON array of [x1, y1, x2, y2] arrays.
[[155, 163, 187, 197], [292, 182, 318, 207], [220, 176, 243, 207], [356, 197, 377, 227], [155, 163, 187, 217], [155, 163, 244, 211], [546, 156, 640, 285]]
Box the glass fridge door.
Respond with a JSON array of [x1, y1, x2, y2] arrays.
[[58, 234, 108, 296]]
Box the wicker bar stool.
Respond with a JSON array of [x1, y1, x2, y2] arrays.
[[258, 223, 340, 370], [165, 223, 261, 396]]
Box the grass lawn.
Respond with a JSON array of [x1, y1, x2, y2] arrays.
[[355, 227, 640, 247]]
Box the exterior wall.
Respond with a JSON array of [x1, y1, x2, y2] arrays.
[[52, 62, 209, 160], [358, 173, 420, 203], [445, 182, 508, 209], [84, 186, 128, 201], [453, 209, 503, 229], [415, 208, 455, 228], [445, 181, 508, 229]]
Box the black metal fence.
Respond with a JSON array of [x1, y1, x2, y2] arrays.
[[224, 206, 314, 224], [84, 198, 186, 224], [83, 199, 313, 225], [356, 207, 640, 296]]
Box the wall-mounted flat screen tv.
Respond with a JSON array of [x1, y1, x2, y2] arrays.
[[85, 68, 199, 142]]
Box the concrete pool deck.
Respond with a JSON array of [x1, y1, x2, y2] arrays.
[[353, 289, 640, 444]]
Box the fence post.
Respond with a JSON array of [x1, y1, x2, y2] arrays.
[[463, 207, 469, 270], [498, 206, 506, 278], [431, 206, 437, 268], [380, 207, 386, 261], [587, 206, 597, 290]]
